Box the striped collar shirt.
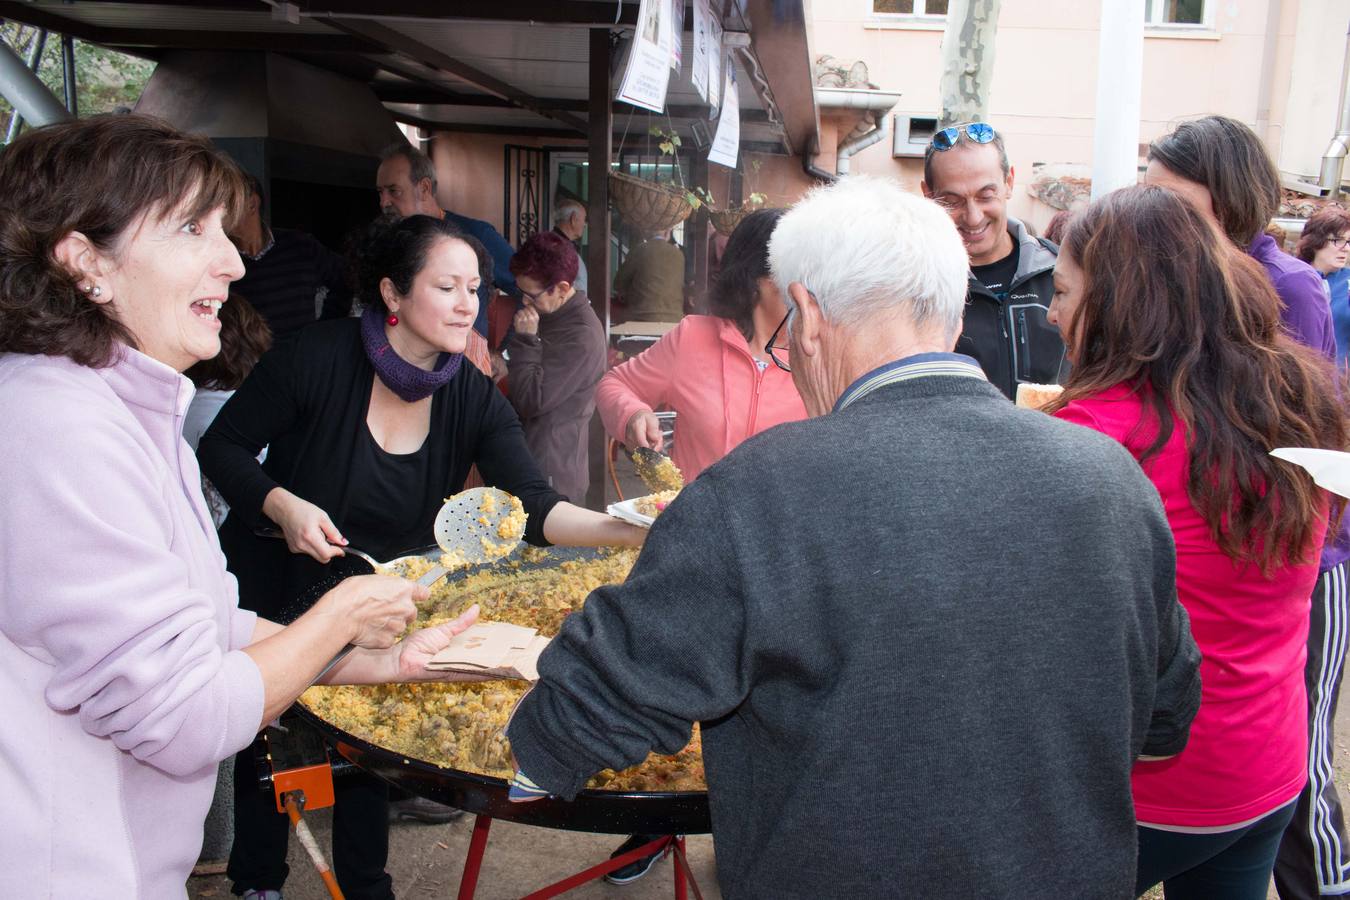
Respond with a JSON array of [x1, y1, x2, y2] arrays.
[[834, 352, 987, 413]]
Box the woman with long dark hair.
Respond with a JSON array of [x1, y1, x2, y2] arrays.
[[1147, 115, 1350, 899], [1045, 185, 1348, 898], [596, 208, 807, 484]]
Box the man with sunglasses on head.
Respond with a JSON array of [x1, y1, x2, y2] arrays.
[[921, 122, 1067, 399]]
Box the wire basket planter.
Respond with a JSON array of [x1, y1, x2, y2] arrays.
[[609, 171, 696, 234], [709, 207, 752, 236]]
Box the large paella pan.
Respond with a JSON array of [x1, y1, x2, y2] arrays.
[[292, 545, 712, 835]]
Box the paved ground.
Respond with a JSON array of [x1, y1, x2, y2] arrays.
[[187, 450, 1348, 899], [190, 818, 719, 900]]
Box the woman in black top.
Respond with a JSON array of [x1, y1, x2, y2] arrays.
[[199, 214, 643, 900]]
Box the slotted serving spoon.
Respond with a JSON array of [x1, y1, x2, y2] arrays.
[[631, 447, 685, 494], [433, 486, 524, 565], [314, 487, 525, 682]]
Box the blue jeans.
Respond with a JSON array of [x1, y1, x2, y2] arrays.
[[1137, 802, 1298, 899]]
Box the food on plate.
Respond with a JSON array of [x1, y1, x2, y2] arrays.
[[1014, 382, 1064, 410], [633, 489, 680, 519], [301, 548, 706, 792]]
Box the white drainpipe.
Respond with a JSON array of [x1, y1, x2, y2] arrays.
[[816, 88, 902, 177], [1319, 23, 1350, 198]]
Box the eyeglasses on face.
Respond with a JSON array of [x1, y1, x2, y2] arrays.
[[765, 308, 795, 373], [519, 284, 554, 304], [1329, 236, 1350, 250], [930, 122, 997, 152]]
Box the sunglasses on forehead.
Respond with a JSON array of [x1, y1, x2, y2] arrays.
[[930, 122, 997, 152]]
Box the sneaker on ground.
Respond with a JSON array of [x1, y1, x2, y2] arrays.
[[603, 833, 669, 885], [241, 890, 283, 900], [388, 795, 465, 824]]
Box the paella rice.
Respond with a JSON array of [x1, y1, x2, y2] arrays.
[[301, 548, 706, 792]]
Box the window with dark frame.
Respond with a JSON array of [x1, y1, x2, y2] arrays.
[[1146, 0, 1206, 26], [873, 0, 950, 17]]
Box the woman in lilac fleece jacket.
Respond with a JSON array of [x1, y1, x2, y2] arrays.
[[0, 116, 482, 898], [1148, 115, 1350, 899]]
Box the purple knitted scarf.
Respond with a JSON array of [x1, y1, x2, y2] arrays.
[[360, 305, 463, 402]]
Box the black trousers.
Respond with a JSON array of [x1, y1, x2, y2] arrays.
[[1276, 562, 1350, 899], [227, 735, 394, 900]]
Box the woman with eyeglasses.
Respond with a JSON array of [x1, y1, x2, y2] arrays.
[[592, 206, 806, 885], [1295, 206, 1350, 367], [596, 207, 807, 485], [502, 230, 606, 502], [1046, 185, 1348, 899]]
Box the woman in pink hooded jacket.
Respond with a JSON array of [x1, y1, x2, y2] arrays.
[[598, 208, 807, 484], [595, 207, 807, 884]]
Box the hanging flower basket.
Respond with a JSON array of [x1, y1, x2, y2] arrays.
[[709, 207, 751, 236], [608, 171, 695, 234]]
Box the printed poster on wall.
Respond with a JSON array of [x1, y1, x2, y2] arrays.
[[670, 0, 685, 73], [616, 0, 673, 113], [691, 0, 712, 101], [707, 53, 739, 168]]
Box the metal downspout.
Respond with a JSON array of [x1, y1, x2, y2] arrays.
[[1318, 22, 1350, 199], [835, 113, 889, 176], [815, 88, 901, 177]]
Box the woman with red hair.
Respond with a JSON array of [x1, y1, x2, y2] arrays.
[[504, 230, 606, 502]]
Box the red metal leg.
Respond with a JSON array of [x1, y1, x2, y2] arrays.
[[669, 836, 705, 900], [455, 828, 705, 900], [673, 835, 687, 900], [518, 836, 673, 900], [456, 814, 493, 900]]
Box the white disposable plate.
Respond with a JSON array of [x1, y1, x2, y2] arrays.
[[607, 498, 655, 529]]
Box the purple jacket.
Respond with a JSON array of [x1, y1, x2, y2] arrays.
[[0, 348, 264, 897], [1249, 233, 1349, 571]]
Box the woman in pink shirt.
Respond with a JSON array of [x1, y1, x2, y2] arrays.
[[1045, 185, 1347, 898], [597, 208, 807, 485], [596, 208, 806, 883]]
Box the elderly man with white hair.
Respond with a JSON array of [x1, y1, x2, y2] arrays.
[[506, 177, 1200, 899]]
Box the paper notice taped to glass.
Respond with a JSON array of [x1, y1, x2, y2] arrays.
[[617, 0, 674, 113], [707, 54, 740, 168], [669, 0, 685, 73], [691, 0, 712, 102], [707, 16, 723, 113]]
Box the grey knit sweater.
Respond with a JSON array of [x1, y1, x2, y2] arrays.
[[508, 375, 1201, 900]]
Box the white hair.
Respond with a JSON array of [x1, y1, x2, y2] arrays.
[[768, 176, 970, 337], [553, 198, 585, 226]]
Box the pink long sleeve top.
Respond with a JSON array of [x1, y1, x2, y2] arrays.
[[596, 315, 807, 481], [0, 347, 265, 897], [1057, 383, 1323, 828]]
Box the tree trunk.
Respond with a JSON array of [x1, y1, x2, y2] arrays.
[[939, 0, 1002, 127]]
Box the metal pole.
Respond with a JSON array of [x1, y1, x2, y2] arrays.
[[2, 29, 68, 143], [1317, 23, 1350, 200], [585, 28, 614, 513], [61, 33, 77, 116], [1090, 0, 1145, 198]]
